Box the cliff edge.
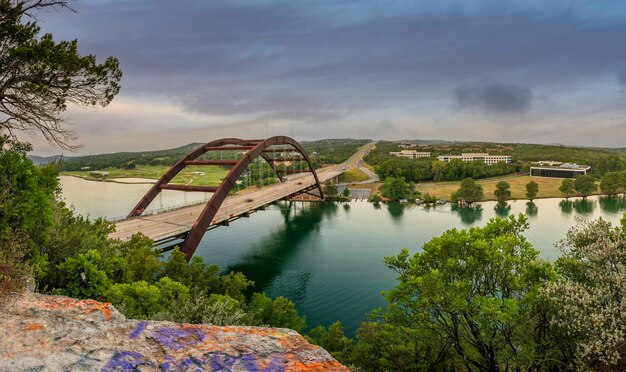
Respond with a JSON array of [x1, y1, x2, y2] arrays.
[[0, 293, 347, 371]]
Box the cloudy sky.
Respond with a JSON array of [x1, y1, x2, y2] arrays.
[[25, 0, 626, 155]]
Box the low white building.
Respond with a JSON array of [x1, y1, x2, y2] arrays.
[[437, 153, 511, 165], [389, 150, 431, 159]]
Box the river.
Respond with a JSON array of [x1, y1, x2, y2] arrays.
[[59, 175, 626, 335]]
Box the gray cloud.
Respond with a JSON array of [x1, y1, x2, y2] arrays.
[[454, 83, 533, 115], [618, 72, 626, 87], [24, 1, 626, 154]]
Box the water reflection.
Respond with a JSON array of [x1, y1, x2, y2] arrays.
[[494, 202, 511, 218], [386, 202, 405, 220], [226, 202, 338, 298], [573, 199, 595, 215], [525, 202, 538, 218], [559, 200, 573, 215], [598, 195, 626, 214], [451, 204, 483, 225]]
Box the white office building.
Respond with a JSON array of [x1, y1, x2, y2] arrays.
[[437, 153, 512, 165], [389, 150, 431, 159]]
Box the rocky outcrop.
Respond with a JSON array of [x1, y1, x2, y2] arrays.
[[0, 293, 347, 371]]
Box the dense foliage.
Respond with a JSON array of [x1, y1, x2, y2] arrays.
[[301, 139, 371, 165], [543, 217, 626, 370], [379, 177, 417, 201], [373, 157, 515, 183]]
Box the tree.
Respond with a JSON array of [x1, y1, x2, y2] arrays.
[[574, 175, 597, 198], [597, 155, 626, 175], [104, 277, 189, 319], [248, 293, 306, 332], [526, 181, 539, 201], [56, 249, 110, 299], [451, 178, 483, 204], [559, 179, 576, 199], [543, 217, 626, 370], [0, 0, 122, 149], [381, 215, 558, 371], [324, 180, 338, 199], [306, 322, 353, 366], [493, 181, 511, 202], [379, 177, 415, 201], [0, 135, 60, 289], [119, 234, 162, 283], [600, 171, 623, 195], [342, 187, 351, 199]]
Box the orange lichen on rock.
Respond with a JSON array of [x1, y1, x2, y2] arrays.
[[21, 322, 44, 331], [33, 296, 112, 320]]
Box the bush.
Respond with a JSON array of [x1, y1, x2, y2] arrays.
[[368, 194, 382, 203], [248, 293, 306, 332], [380, 177, 416, 201]]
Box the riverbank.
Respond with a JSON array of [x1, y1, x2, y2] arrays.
[[350, 174, 607, 202]]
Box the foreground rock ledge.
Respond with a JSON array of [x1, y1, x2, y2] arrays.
[[0, 293, 347, 371]]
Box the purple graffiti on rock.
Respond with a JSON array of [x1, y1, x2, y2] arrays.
[[129, 321, 147, 339], [151, 326, 206, 351], [101, 351, 146, 371]]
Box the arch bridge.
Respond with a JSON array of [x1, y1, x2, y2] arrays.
[[111, 136, 345, 260]]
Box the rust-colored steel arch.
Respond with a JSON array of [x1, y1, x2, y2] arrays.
[[128, 136, 324, 261]]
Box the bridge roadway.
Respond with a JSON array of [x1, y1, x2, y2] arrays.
[[110, 166, 341, 244], [110, 142, 375, 246]]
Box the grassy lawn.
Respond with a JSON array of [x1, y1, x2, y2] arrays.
[[340, 168, 370, 183], [351, 174, 603, 202], [415, 174, 600, 201], [62, 165, 229, 186]]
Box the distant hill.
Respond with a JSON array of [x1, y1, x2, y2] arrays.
[[41, 139, 372, 171]]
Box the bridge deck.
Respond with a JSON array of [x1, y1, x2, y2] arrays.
[[111, 168, 342, 244]]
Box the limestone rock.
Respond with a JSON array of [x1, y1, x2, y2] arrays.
[[0, 293, 348, 371]]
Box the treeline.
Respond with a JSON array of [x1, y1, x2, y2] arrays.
[[301, 138, 371, 165], [374, 157, 516, 182], [56, 139, 371, 171], [367, 140, 626, 178], [60, 143, 202, 171]]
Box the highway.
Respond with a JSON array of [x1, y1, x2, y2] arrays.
[[111, 142, 375, 245]]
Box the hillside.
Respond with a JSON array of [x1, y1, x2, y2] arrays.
[[34, 139, 371, 171]]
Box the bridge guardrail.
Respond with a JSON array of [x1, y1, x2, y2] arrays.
[[107, 199, 209, 222]]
